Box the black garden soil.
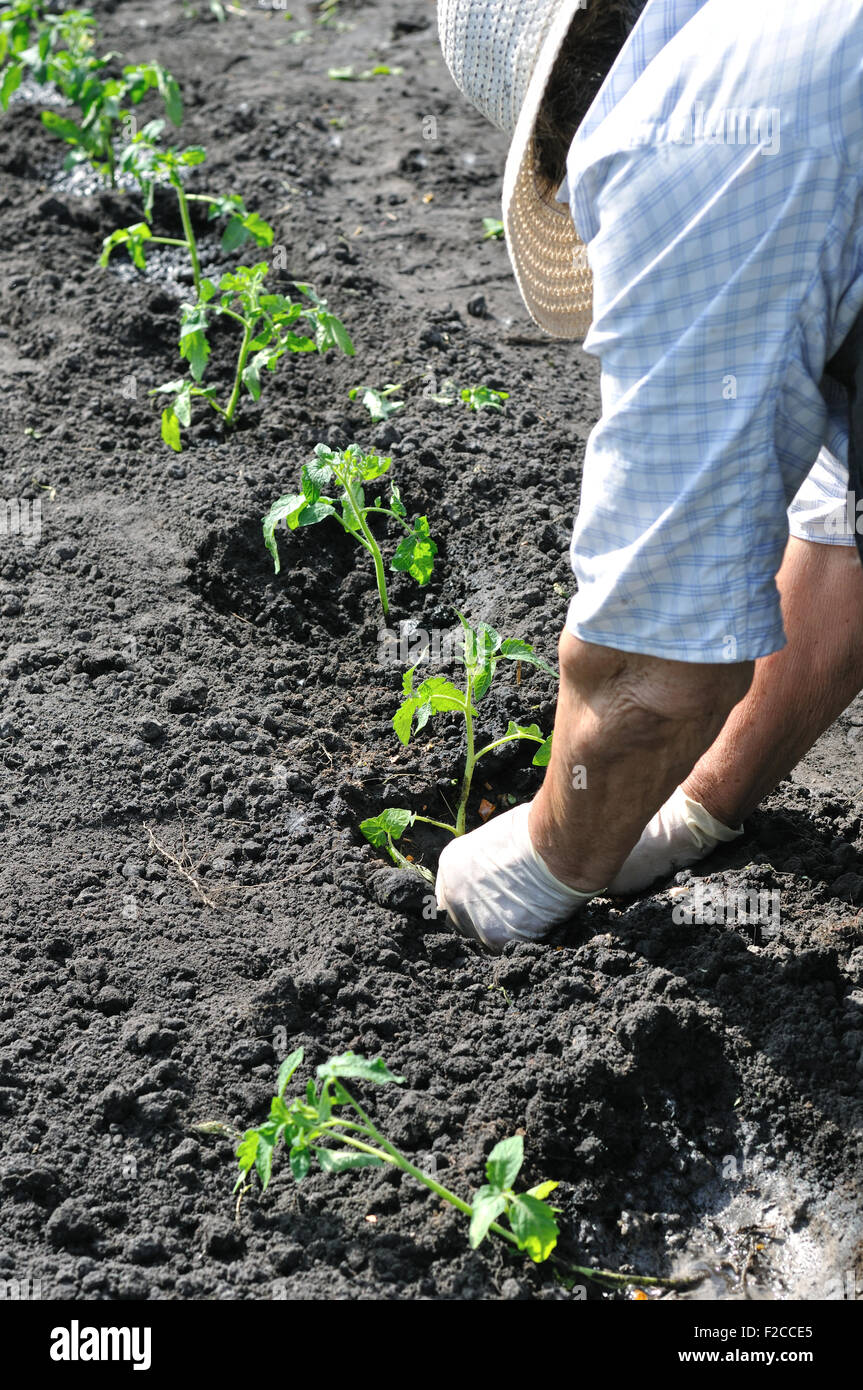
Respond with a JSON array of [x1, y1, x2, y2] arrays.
[[0, 0, 862, 1303]]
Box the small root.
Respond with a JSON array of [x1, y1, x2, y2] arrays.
[[145, 821, 220, 908]]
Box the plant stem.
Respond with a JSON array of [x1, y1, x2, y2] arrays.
[[373, 507, 414, 533], [339, 477, 389, 617], [330, 1105, 534, 1257], [332, 1124, 698, 1286], [474, 731, 542, 763], [224, 319, 252, 425], [173, 177, 202, 296], [413, 813, 457, 836], [334, 1132, 479, 1221], [455, 675, 475, 837]]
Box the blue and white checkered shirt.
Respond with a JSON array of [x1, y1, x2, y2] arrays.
[[559, 0, 863, 662]]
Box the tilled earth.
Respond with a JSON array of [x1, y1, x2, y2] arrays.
[[0, 0, 861, 1302]]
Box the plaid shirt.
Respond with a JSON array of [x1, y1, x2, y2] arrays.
[[558, 0, 863, 661]]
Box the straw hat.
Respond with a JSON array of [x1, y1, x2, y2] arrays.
[[438, 0, 593, 339]]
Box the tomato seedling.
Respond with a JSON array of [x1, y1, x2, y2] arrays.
[[348, 382, 405, 422], [43, 60, 182, 185], [327, 63, 403, 80], [482, 216, 504, 240], [150, 270, 353, 451], [1, 4, 182, 182], [196, 1049, 702, 1292], [461, 384, 509, 412], [232, 1048, 561, 1264], [263, 443, 436, 617], [361, 613, 555, 860], [102, 124, 273, 298], [0, 0, 94, 110]]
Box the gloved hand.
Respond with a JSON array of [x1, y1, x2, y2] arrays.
[[607, 785, 743, 895], [435, 800, 601, 953]]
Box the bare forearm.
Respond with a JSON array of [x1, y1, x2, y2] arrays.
[[529, 633, 753, 891], [684, 538, 863, 824]]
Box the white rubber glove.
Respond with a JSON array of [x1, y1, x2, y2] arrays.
[[607, 785, 743, 895], [435, 800, 602, 953]]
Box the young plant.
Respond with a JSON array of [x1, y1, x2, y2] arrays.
[[101, 124, 273, 298], [151, 270, 352, 451], [461, 384, 509, 412], [262, 443, 436, 618], [361, 613, 556, 858], [327, 63, 403, 81], [481, 216, 504, 240], [0, 1, 93, 109], [0, 4, 182, 182], [43, 59, 182, 184], [348, 382, 405, 423], [197, 1050, 701, 1292], [231, 1048, 561, 1265]]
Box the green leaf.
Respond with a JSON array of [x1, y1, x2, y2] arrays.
[[303, 457, 334, 500], [469, 1188, 508, 1248], [351, 385, 404, 422], [413, 699, 433, 734], [527, 1180, 560, 1201], [269, 1095, 291, 1126], [316, 1053, 406, 1086], [284, 331, 316, 353], [0, 61, 22, 111], [255, 1132, 276, 1189], [313, 309, 355, 356], [503, 720, 542, 742], [276, 1047, 304, 1098], [340, 491, 365, 534], [261, 292, 299, 315], [359, 808, 414, 848], [461, 384, 509, 412], [498, 639, 558, 680], [99, 222, 152, 271], [482, 217, 504, 240], [473, 622, 501, 662], [416, 675, 466, 712], [241, 347, 275, 400], [486, 1135, 524, 1190], [41, 108, 86, 144], [220, 214, 248, 254], [507, 1193, 559, 1263], [392, 695, 419, 746], [264, 494, 311, 569], [532, 734, 553, 767], [156, 67, 183, 125], [315, 1148, 385, 1173], [161, 407, 182, 453], [471, 661, 495, 703], [243, 210, 274, 247], [390, 515, 437, 586], [179, 308, 211, 382], [296, 501, 335, 527], [236, 1129, 259, 1176], [359, 453, 391, 483], [389, 484, 407, 518], [289, 1146, 311, 1182], [172, 383, 192, 428]]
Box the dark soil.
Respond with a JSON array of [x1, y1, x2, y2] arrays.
[[0, 0, 861, 1303]]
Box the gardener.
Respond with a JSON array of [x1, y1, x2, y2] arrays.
[[435, 0, 863, 950]]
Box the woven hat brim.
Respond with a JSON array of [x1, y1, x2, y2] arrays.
[[501, 0, 594, 340]]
